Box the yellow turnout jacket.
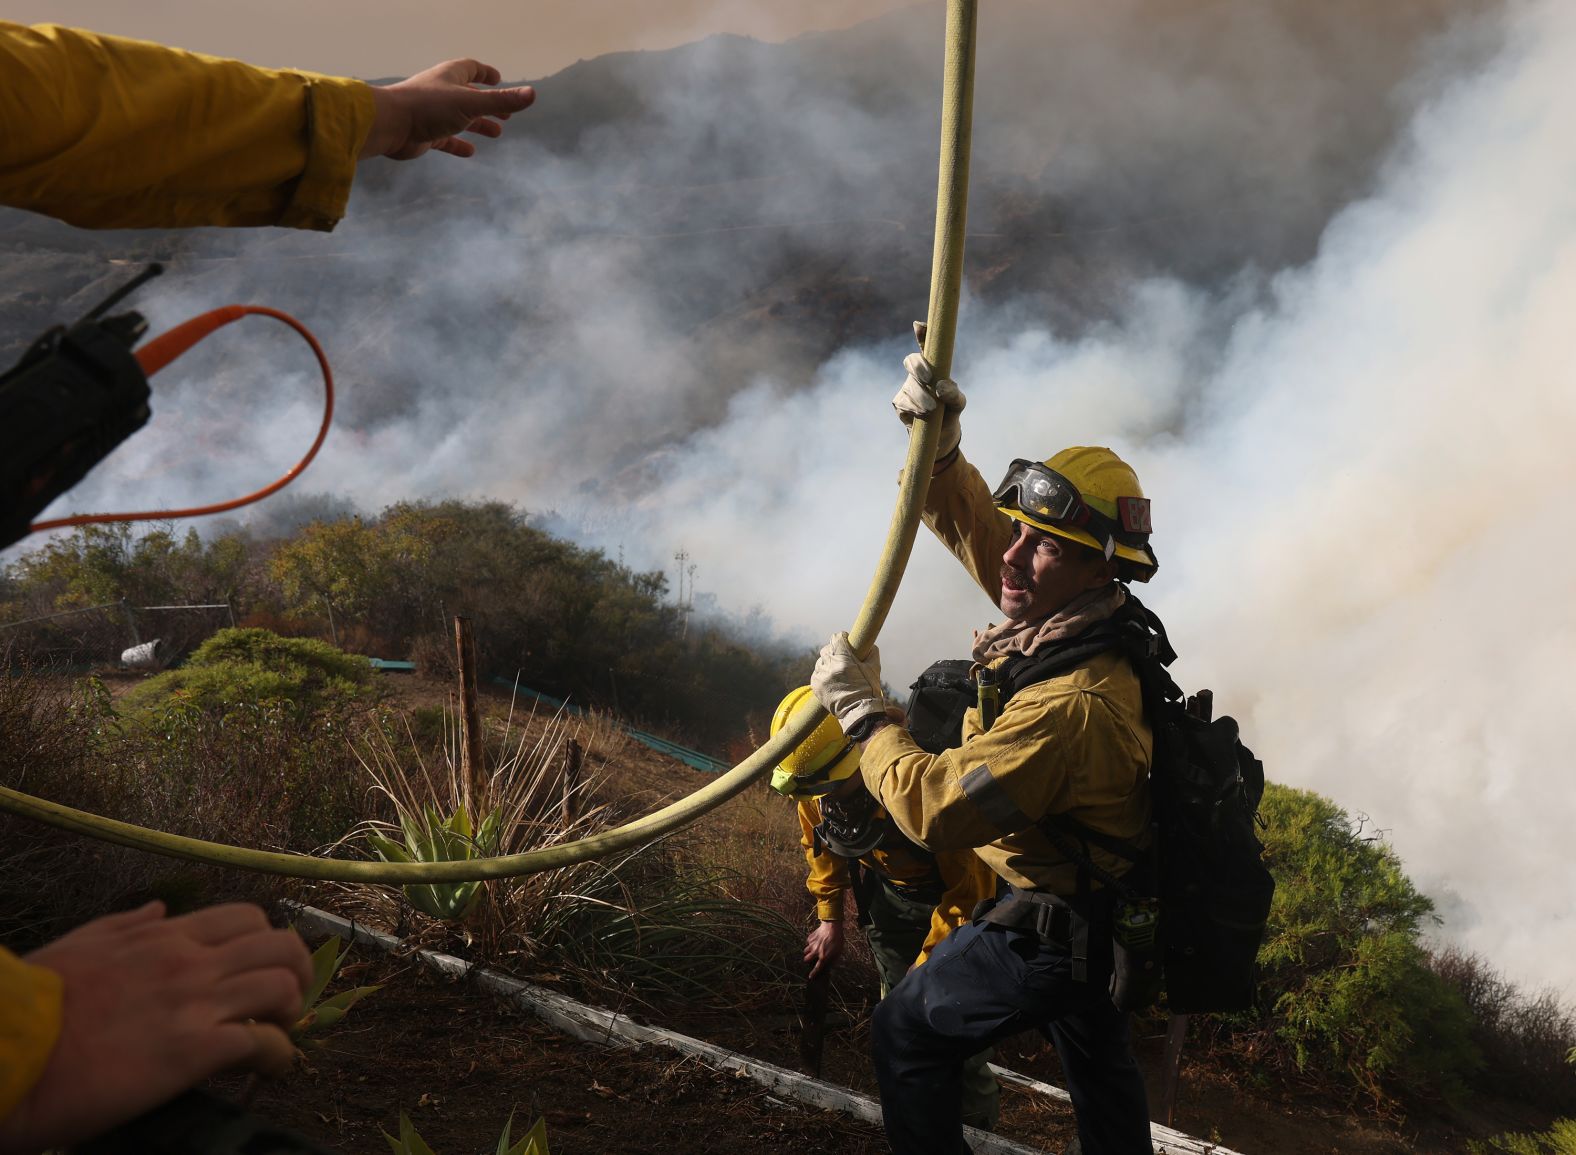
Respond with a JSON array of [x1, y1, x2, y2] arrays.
[[0, 22, 374, 231], [796, 797, 996, 964], [860, 451, 1154, 896]]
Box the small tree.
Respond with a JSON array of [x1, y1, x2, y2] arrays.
[[1243, 784, 1480, 1104]]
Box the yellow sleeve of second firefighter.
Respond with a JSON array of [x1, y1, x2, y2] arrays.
[[913, 848, 997, 968], [797, 799, 852, 923], [0, 946, 63, 1122], [0, 22, 375, 231]]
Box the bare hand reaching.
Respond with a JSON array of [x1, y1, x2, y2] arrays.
[[361, 58, 536, 161]]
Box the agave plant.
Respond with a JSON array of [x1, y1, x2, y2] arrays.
[[349, 699, 602, 936], [383, 1108, 548, 1155], [365, 801, 501, 921], [292, 933, 380, 1047], [340, 696, 798, 1003]]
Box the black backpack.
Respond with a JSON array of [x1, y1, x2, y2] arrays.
[[904, 599, 1275, 1015]]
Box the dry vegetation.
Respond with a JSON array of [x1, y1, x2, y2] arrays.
[[1, 647, 1573, 1154]]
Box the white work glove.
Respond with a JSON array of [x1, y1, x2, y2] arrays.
[[810, 632, 887, 736], [891, 321, 966, 458]]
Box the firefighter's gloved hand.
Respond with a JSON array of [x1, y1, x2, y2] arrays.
[[811, 632, 887, 737], [892, 326, 965, 457]]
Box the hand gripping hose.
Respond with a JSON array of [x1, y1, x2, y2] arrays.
[[0, 0, 979, 881]]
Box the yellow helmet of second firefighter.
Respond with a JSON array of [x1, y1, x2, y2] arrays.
[[995, 446, 1158, 582], [767, 685, 861, 799]]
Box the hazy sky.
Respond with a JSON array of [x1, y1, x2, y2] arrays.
[[6, 1, 916, 79]]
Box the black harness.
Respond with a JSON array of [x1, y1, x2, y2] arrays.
[[812, 790, 946, 920]]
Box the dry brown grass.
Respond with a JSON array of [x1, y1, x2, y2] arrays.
[[0, 663, 328, 948], [312, 688, 803, 1013]]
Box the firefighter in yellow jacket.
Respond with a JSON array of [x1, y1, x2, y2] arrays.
[[0, 20, 533, 1151], [810, 349, 1160, 1154], [770, 685, 1000, 1131]]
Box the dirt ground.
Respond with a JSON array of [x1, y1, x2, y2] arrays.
[[220, 958, 896, 1155], [220, 946, 1514, 1155]]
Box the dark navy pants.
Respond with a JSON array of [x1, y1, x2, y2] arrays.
[[871, 918, 1151, 1154]]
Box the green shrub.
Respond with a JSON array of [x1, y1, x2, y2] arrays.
[[1469, 1119, 1576, 1155], [406, 704, 451, 751], [1232, 784, 1481, 1105], [4, 522, 253, 612], [1433, 946, 1576, 1114], [112, 695, 375, 854], [4, 500, 800, 749], [267, 500, 797, 747], [121, 627, 377, 717]]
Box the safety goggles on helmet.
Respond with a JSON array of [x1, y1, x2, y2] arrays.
[[991, 458, 1151, 561]]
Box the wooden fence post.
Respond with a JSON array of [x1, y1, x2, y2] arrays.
[[453, 616, 484, 814], [561, 737, 583, 826]]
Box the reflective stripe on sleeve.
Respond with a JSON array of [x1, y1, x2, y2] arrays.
[[958, 762, 1033, 834]]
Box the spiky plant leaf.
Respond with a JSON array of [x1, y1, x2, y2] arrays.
[[477, 807, 502, 855], [307, 984, 382, 1033], [301, 934, 350, 1008], [382, 1112, 439, 1155], [318, 984, 382, 1013], [491, 1109, 551, 1155], [493, 1109, 518, 1155], [368, 833, 415, 864], [510, 1114, 550, 1155]]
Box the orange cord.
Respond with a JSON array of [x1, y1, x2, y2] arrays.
[[29, 305, 334, 534]]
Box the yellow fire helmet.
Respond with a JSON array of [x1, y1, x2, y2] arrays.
[[767, 685, 861, 799], [990, 446, 1158, 582]]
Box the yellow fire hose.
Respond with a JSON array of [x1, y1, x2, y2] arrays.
[[0, 0, 979, 883]]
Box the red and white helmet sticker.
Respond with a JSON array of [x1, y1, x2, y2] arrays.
[[1118, 497, 1152, 534]]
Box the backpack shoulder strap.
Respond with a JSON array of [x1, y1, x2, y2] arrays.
[[1009, 595, 1179, 900], [997, 633, 1122, 700], [998, 592, 1179, 705]]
